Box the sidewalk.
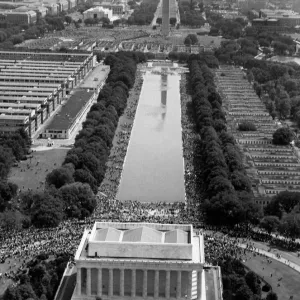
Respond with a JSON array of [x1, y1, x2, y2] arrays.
[[239, 243, 300, 273]]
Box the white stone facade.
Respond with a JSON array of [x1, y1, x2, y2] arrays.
[[83, 6, 113, 20], [71, 222, 206, 300]]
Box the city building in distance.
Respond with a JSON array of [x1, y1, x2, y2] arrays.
[[83, 6, 113, 21], [71, 222, 223, 300], [252, 9, 300, 31], [0, 50, 94, 137]]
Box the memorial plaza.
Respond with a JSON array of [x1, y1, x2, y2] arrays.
[[71, 222, 222, 300]]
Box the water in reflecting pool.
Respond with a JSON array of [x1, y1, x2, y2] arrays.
[[117, 67, 185, 203]]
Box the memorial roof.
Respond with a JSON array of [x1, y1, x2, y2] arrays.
[[75, 222, 204, 262], [93, 226, 189, 244]]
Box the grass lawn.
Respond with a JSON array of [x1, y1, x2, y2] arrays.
[[8, 148, 68, 191], [244, 252, 300, 300]]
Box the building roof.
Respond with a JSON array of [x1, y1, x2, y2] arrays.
[[0, 103, 40, 109], [165, 229, 188, 244], [94, 227, 122, 242], [122, 226, 162, 243], [45, 89, 94, 131], [0, 114, 28, 121], [0, 108, 33, 114], [75, 222, 203, 262], [93, 225, 189, 244]]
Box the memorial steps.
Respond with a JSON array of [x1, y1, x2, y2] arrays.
[[215, 66, 300, 203]]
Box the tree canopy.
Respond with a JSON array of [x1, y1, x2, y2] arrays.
[[272, 127, 294, 145]]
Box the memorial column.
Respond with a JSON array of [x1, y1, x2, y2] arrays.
[[176, 271, 181, 299], [154, 270, 159, 299], [165, 270, 170, 299], [76, 268, 81, 295], [131, 269, 136, 297], [120, 269, 124, 297], [97, 268, 102, 296], [143, 270, 147, 298], [197, 271, 201, 300], [187, 271, 192, 299], [86, 268, 91, 296], [109, 268, 113, 297]]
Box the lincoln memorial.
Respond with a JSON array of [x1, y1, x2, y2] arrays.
[[71, 222, 214, 300]]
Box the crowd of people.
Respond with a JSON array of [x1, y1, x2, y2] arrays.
[[1, 65, 300, 294], [99, 69, 143, 200], [180, 74, 201, 208]]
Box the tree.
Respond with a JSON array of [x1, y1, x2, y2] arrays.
[[45, 166, 74, 189], [272, 127, 294, 145], [0, 181, 17, 211], [265, 191, 300, 218], [184, 34, 198, 45], [169, 17, 176, 26], [113, 19, 121, 26], [247, 71, 254, 83], [65, 16, 72, 24], [10, 34, 23, 45], [276, 97, 291, 119], [73, 169, 98, 193], [0, 146, 14, 179], [59, 182, 96, 219], [100, 17, 110, 25], [184, 37, 192, 46], [230, 171, 251, 193], [295, 111, 300, 128], [260, 216, 280, 234], [235, 284, 254, 300], [31, 193, 64, 228], [279, 212, 300, 239], [266, 291, 278, 300], [273, 41, 289, 55], [245, 271, 261, 296], [13, 283, 37, 300], [0, 210, 23, 230], [238, 121, 256, 131], [203, 192, 246, 226]]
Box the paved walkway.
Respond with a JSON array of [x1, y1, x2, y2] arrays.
[[204, 230, 300, 273], [238, 244, 300, 273]]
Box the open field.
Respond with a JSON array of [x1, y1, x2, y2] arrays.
[[244, 253, 300, 300], [8, 148, 68, 191]]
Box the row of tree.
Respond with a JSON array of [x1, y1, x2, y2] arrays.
[[179, 1, 205, 27], [0, 129, 30, 213], [188, 59, 260, 226], [168, 52, 219, 69], [207, 10, 247, 39], [215, 32, 295, 66], [33, 52, 148, 228], [0, 14, 69, 49], [128, 0, 159, 25]]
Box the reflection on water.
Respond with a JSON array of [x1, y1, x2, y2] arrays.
[[117, 68, 185, 203]]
